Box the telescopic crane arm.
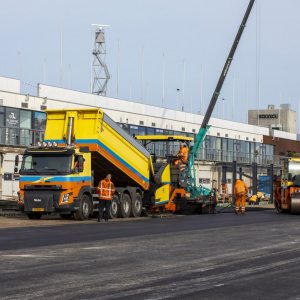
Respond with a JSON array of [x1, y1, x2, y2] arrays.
[[188, 0, 256, 194]]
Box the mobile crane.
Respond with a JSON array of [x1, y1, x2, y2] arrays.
[[187, 0, 255, 197]]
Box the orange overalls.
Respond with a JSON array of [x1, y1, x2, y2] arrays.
[[234, 179, 248, 214]]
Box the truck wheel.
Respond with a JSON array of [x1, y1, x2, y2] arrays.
[[130, 193, 142, 217], [109, 195, 119, 219], [119, 193, 131, 218], [74, 194, 92, 221], [26, 213, 42, 220]]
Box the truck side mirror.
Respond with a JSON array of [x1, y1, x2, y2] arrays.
[[78, 156, 84, 173], [14, 155, 19, 173], [15, 155, 19, 167]]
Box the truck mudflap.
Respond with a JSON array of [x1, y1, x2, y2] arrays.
[[24, 190, 60, 213]]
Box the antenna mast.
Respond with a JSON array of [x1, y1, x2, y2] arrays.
[[91, 24, 110, 96]]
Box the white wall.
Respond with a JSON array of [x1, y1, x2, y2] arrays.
[[38, 84, 271, 142], [0, 77, 20, 93]]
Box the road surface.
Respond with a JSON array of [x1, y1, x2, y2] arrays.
[[0, 210, 300, 299]]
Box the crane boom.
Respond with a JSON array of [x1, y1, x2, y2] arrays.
[[188, 0, 256, 196]]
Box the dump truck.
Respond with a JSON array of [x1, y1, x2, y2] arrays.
[[274, 157, 300, 214], [16, 108, 215, 220]]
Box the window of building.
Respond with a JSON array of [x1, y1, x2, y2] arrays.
[[164, 129, 174, 135], [139, 121, 144, 125], [20, 110, 32, 129], [147, 127, 155, 135], [129, 125, 139, 136], [192, 129, 196, 133], [222, 138, 227, 151], [138, 126, 146, 136], [227, 139, 234, 152], [0, 107, 4, 127], [216, 137, 222, 150], [155, 128, 163, 134], [199, 178, 211, 184], [266, 144, 274, 156], [34, 112, 46, 131], [151, 122, 156, 127], [182, 127, 185, 132]]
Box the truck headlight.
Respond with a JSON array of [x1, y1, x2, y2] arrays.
[[62, 193, 70, 203]]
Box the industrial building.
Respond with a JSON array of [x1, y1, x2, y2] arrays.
[[0, 76, 298, 199], [248, 104, 297, 134]]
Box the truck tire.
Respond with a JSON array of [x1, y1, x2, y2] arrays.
[[26, 213, 42, 220], [109, 195, 119, 219], [119, 193, 131, 218], [130, 193, 142, 218], [74, 194, 92, 221]]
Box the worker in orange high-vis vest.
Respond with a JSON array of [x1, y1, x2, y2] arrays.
[[97, 174, 115, 222], [234, 178, 248, 215], [174, 143, 189, 167]]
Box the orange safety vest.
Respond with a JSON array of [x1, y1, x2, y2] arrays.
[[98, 179, 115, 200], [181, 147, 189, 163], [175, 147, 189, 165]]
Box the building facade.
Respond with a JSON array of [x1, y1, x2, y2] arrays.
[[248, 104, 297, 134]]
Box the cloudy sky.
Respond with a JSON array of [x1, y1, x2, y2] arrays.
[[0, 0, 299, 125]]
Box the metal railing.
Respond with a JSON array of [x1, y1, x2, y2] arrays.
[[0, 127, 44, 147], [196, 148, 280, 166], [152, 146, 279, 166]]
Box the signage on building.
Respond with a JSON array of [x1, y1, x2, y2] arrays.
[[5, 108, 20, 128], [259, 114, 278, 119]]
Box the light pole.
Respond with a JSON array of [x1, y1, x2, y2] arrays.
[[176, 88, 180, 111]]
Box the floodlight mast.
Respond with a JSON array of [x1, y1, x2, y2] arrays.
[[91, 24, 111, 96]]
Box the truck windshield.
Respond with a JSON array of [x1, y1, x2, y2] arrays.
[[288, 161, 300, 179], [20, 154, 72, 175]]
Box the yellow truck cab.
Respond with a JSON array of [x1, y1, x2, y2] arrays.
[[18, 144, 92, 220]]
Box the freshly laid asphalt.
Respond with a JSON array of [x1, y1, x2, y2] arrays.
[[0, 209, 300, 299]]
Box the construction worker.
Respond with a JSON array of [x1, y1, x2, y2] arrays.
[[97, 174, 115, 222], [234, 178, 248, 215], [174, 143, 189, 167]]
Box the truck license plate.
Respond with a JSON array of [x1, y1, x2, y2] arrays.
[[32, 208, 45, 212]]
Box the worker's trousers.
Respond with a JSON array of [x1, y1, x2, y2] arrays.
[[235, 194, 246, 214], [98, 199, 112, 221]]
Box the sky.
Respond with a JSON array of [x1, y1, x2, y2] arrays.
[[0, 0, 299, 126]]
